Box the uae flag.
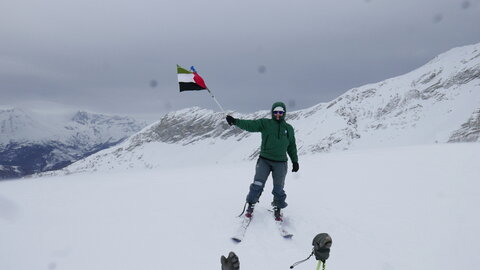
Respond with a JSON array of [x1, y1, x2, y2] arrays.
[[177, 65, 208, 91]]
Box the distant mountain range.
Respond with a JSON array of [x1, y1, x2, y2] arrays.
[[0, 109, 147, 179], [48, 42, 479, 176]]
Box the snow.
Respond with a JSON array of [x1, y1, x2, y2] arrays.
[[1, 42, 480, 270], [1, 143, 479, 270]]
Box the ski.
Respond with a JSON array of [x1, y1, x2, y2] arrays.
[[269, 209, 293, 239], [231, 215, 252, 243], [275, 219, 293, 238]]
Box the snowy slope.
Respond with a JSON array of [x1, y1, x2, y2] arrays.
[[0, 108, 147, 178], [1, 143, 479, 270], [55, 42, 480, 175]]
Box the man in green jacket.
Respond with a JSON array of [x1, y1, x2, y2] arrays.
[[226, 101, 299, 221]]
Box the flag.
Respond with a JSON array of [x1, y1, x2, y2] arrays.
[[177, 65, 208, 91]]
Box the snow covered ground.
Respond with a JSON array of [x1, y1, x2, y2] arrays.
[[1, 143, 479, 270]]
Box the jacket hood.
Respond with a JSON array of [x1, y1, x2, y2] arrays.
[[271, 101, 286, 120]]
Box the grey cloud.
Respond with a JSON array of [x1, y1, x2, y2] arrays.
[[1, 0, 479, 118]]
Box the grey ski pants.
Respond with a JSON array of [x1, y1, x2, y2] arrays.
[[246, 157, 288, 209]]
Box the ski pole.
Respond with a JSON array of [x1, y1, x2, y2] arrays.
[[316, 261, 326, 270]]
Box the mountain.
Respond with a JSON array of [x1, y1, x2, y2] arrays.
[[0, 109, 147, 179], [51, 42, 480, 175]]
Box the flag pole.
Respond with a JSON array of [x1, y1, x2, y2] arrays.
[[206, 88, 226, 113], [191, 66, 226, 113], [180, 65, 227, 114]]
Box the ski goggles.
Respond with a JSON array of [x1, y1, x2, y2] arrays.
[[273, 111, 284, 115]]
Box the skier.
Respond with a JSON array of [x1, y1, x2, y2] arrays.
[[226, 101, 299, 221]]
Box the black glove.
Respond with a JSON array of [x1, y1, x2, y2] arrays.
[[226, 115, 236, 126], [221, 251, 240, 270], [292, 162, 299, 172]]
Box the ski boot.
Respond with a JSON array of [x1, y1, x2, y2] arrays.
[[245, 203, 255, 218], [273, 206, 283, 221]]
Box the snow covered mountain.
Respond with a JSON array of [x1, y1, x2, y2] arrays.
[[54, 42, 480, 175], [2, 43, 479, 270], [0, 109, 147, 179]]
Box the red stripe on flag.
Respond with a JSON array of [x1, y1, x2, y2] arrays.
[[193, 72, 207, 89]]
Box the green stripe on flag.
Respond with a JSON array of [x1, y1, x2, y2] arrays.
[[177, 65, 192, 74]]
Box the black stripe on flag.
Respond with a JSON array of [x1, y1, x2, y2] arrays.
[[179, 82, 207, 91]]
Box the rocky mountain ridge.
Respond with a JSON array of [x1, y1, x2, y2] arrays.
[[46, 42, 480, 175]]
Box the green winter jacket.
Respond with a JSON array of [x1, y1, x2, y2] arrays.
[[234, 102, 298, 163]]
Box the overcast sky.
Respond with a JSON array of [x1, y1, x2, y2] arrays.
[[1, 0, 479, 121]]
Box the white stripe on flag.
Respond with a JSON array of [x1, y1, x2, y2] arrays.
[[177, 73, 195, 83]]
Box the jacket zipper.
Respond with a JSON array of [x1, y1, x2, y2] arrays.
[[277, 121, 281, 139]]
